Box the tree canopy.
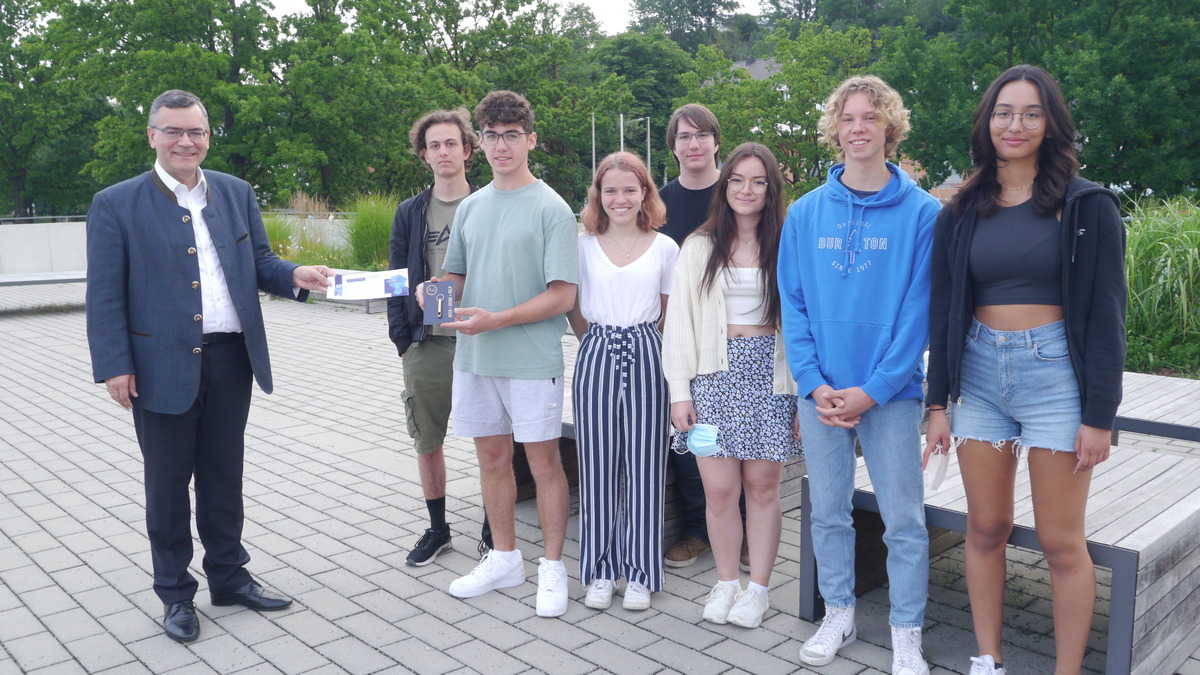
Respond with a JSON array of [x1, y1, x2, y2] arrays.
[[1, 0, 1194, 216]]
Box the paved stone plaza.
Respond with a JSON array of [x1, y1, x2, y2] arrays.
[[1, 284, 1198, 674]]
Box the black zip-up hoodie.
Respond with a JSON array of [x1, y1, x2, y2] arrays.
[[926, 176, 1127, 429], [386, 183, 477, 356]]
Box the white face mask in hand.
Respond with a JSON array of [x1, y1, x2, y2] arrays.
[[925, 446, 949, 492]]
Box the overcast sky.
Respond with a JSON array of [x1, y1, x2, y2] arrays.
[[268, 0, 759, 36]]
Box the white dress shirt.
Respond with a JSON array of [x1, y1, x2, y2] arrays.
[[154, 161, 242, 334]]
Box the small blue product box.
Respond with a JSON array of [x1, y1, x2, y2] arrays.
[[423, 280, 456, 325]]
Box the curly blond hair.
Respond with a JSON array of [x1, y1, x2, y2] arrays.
[[818, 76, 910, 161]]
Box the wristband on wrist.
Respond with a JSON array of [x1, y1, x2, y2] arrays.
[[927, 405, 947, 412]]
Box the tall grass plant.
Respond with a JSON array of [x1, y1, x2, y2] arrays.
[[1125, 197, 1200, 375], [344, 193, 398, 271]]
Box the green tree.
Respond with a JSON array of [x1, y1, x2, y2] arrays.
[[0, 0, 104, 215], [43, 0, 284, 196], [590, 30, 693, 181], [631, 0, 739, 53], [680, 23, 874, 199], [874, 17, 988, 189]]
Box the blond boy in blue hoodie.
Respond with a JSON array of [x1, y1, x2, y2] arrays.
[[778, 76, 941, 675]]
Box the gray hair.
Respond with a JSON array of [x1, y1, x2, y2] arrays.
[[148, 90, 209, 127]]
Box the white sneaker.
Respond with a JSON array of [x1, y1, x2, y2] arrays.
[[536, 558, 568, 617], [702, 581, 740, 624], [891, 625, 930, 675], [584, 579, 615, 609], [799, 606, 856, 666], [447, 549, 524, 599], [622, 581, 651, 611], [969, 655, 1006, 675], [726, 588, 768, 628]]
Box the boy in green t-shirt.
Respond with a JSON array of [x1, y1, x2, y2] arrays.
[[428, 90, 578, 618]]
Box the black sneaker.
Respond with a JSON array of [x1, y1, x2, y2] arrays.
[[406, 528, 452, 567]]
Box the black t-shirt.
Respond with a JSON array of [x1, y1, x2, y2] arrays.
[[659, 178, 718, 245]]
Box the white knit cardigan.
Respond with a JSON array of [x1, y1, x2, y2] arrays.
[[661, 234, 798, 404]]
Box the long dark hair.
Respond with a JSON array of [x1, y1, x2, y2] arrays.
[[693, 142, 786, 328], [950, 65, 1078, 217]]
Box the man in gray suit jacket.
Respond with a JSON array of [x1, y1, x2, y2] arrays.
[[86, 89, 331, 643]]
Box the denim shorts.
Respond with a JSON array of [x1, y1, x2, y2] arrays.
[[951, 319, 1081, 454]]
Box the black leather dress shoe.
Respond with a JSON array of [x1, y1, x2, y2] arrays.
[[210, 580, 293, 611], [163, 600, 200, 643]]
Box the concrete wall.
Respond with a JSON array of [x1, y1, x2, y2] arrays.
[[0, 221, 87, 274]]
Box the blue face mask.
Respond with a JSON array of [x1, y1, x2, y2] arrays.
[[686, 423, 721, 457]]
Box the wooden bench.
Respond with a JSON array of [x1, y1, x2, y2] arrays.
[[1116, 371, 1200, 442], [799, 447, 1200, 675]]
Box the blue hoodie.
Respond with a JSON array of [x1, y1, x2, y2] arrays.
[[779, 162, 940, 405]]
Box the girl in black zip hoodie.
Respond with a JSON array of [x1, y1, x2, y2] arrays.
[[924, 65, 1126, 675]]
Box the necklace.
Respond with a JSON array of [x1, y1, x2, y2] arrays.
[[1001, 179, 1034, 191], [605, 232, 642, 258]]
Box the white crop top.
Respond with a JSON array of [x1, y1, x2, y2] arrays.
[[577, 232, 680, 327], [721, 267, 769, 326]]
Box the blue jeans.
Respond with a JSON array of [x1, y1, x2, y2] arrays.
[[798, 397, 928, 628]]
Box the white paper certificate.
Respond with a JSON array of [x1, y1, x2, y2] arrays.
[[326, 269, 409, 300]]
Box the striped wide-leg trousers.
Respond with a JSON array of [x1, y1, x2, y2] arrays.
[[573, 322, 670, 591]]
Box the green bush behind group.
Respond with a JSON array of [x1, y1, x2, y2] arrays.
[[3, 0, 1197, 374]]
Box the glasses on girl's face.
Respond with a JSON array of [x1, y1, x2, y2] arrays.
[[675, 131, 714, 145], [990, 110, 1045, 130], [727, 177, 768, 193]]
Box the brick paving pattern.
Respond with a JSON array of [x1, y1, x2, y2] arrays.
[[1, 283, 1197, 674]]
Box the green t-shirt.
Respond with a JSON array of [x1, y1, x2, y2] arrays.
[[443, 180, 578, 378]]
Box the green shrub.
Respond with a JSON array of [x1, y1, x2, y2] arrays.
[[344, 193, 398, 271], [262, 215, 294, 258], [1126, 197, 1200, 376]]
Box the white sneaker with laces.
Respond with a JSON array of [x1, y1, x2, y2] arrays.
[[448, 549, 525, 598], [726, 588, 768, 628], [622, 581, 651, 611], [799, 606, 856, 666], [536, 558, 568, 617], [890, 625, 930, 675], [969, 654, 1006, 675], [584, 579, 615, 609], [702, 581, 740, 624]]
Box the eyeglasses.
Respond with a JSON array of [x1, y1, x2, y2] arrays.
[[151, 126, 210, 141], [990, 110, 1045, 130], [727, 177, 769, 193], [675, 131, 714, 145], [479, 130, 530, 146]]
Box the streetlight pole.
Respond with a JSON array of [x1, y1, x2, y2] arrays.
[[619, 113, 625, 152], [590, 113, 596, 175], [643, 117, 650, 171]]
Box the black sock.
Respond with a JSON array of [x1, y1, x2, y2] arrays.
[[426, 497, 447, 531]]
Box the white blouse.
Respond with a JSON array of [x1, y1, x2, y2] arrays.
[[577, 232, 679, 327]]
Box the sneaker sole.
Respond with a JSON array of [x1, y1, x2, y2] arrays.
[[447, 572, 524, 598], [664, 557, 698, 568], [405, 540, 452, 568], [584, 596, 613, 609], [622, 598, 651, 611], [702, 612, 729, 624], [728, 611, 764, 628], [799, 633, 857, 667]]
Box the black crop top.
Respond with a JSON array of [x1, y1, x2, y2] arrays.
[[970, 199, 1063, 306]]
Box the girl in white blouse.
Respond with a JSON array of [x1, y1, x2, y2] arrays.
[[567, 152, 679, 612]]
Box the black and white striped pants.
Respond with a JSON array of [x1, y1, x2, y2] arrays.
[[573, 322, 670, 591]]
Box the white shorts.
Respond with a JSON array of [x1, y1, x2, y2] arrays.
[[451, 368, 564, 443]]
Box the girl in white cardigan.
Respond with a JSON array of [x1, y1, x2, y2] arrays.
[[662, 142, 802, 629]]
